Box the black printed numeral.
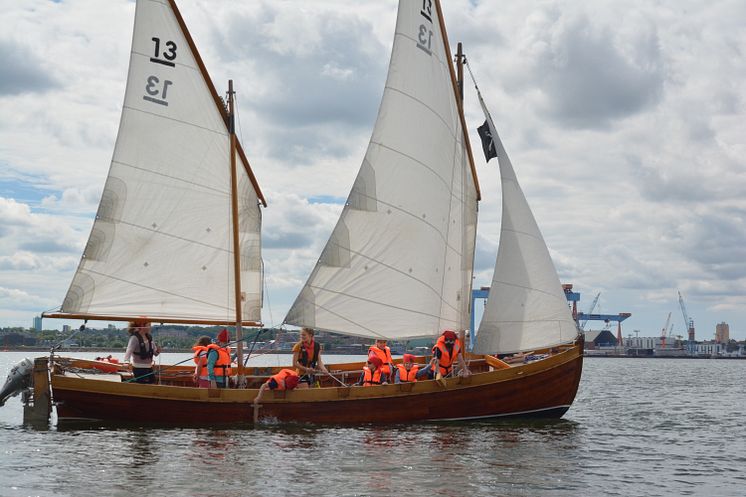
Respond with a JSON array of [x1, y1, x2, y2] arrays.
[[150, 37, 177, 67], [417, 24, 433, 55], [143, 75, 173, 106], [420, 0, 433, 23], [417, 0, 434, 56]]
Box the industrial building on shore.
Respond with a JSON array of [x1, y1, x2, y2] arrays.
[[583, 321, 744, 358]]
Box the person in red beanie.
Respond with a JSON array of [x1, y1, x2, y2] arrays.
[[394, 353, 423, 383], [206, 328, 233, 388], [355, 355, 387, 386], [424, 330, 470, 380], [253, 368, 300, 405]]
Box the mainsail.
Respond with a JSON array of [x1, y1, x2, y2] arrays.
[[55, 0, 264, 324], [285, 0, 479, 340], [473, 92, 577, 354]]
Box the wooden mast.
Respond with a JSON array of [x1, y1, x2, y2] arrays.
[[227, 80, 244, 371], [455, 41, 468, 351], [457, 42, 464, 102], [434, 0, 480, 201], [435, 2, 477, 350]]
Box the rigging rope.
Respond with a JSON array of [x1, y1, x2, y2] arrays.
[[463, 57, 480, 92]]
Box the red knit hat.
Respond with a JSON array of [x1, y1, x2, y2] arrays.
[[217, 328, 229, 343], [442, 330, 457, 340], [368, 356, 383, 368], [402, 353, 415, 363], [284, 375, 300, 390]]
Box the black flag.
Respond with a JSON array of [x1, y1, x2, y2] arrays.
[[477, 120, 497, 162]]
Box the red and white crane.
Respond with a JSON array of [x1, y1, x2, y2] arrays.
[[660, 311, 671, 348]]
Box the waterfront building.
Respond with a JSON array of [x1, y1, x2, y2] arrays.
[[696, 341, 724, 357], [583, 330, 618, 349], [32, 316, 42, 331], [62, 325, 71, 333], [625, 336, 656, 356], [715, 322, 729, 343]]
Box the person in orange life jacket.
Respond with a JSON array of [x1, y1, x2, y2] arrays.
[[191, 335, 212, 388], [253, 369, 300, 405], [368, 338, 395, 383], [355, 356, 387, 386], [207, 329, 233, 389], [394, 353, 425, 383], [292, 328, 329, 388], [123, 319, 160, 384], [423, 330, 470, 379]]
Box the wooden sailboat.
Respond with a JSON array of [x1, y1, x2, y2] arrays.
[[31, 0, 582, 426]]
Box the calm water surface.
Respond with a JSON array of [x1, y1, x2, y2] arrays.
[[0, 351, 744, 496]]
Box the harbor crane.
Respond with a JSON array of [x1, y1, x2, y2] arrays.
[[678, 290, 695, 352], [580, 292, 601, 330], [661, 312, 671, 348]]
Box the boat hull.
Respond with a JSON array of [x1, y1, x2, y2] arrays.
[[51, 342, 583, 425]]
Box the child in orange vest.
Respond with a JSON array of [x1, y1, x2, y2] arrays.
[[394, 353, 422, 383], [253, 369, 300, 406], [355, 356, 387, 386]]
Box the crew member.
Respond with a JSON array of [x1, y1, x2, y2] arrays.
[[292, 327, 329, 388], [356, 356, 387, 386], [394, 353, 421, 383], [206, 329, 233, 388], [124, 319, 160, 384], [425, 330, 470, 379], [368, 339, 394, 382], [253, 368, 301, 405], [192, 335, 212, 387]]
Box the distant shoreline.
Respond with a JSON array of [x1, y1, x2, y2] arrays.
[[2, 347, 744, 360], [585, 354, 745, 359]]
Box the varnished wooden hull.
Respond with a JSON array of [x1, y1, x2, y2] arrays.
[[51, 341, 583, 425]]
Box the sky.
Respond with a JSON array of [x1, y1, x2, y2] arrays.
[[0, 0, 744, 340]]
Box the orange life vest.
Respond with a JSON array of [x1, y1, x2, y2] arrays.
[[396, 363, 419, 382], [362, 366, 383, 386], [206, 343, 232, 377], [192, 346, 208, 364], [368, 345, 393, 374], [192, 345, 209, 378], [432, 336, 461, 376], [268, 369, 299, 391]]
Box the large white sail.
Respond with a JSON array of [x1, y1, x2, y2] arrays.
[[59, 0, 263, 324], [285, 0, 479, 340], [474, 97, 576, 354]]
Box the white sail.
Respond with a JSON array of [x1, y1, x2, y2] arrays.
[[474, 97, 576, 354], [59, 0, 263, 323], [285, 0, 478, 340]]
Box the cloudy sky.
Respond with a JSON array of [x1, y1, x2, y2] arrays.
[[1, 0, 744, 341]]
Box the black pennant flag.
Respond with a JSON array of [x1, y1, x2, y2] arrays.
[[477, 120, 497, 162]]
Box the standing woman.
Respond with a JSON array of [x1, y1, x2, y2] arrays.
[[124, 319, 160, 384], [292, 327, 329, 389]]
